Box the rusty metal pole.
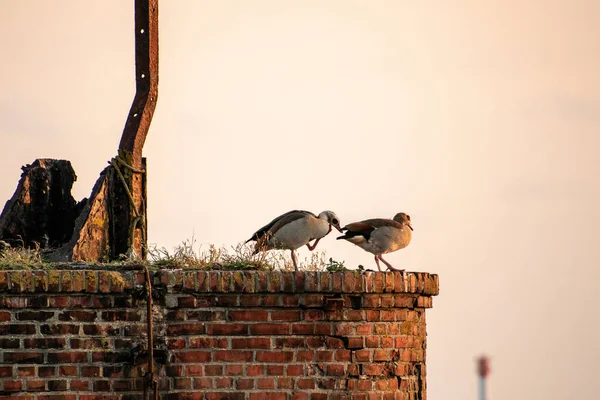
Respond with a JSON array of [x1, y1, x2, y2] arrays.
[[111, 0, 159, 260]]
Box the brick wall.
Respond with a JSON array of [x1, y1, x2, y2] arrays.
[[0, 269, 439, 400]]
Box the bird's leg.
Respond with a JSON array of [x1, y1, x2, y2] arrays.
[[306, 238, 321, 251], [291, 250, 299, 272], [378, 255, 404, 273], [374, 255, 382, 272]]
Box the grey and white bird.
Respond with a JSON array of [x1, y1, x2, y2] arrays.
[[246, 210, 342, 271], [336, 212, 413, 272]]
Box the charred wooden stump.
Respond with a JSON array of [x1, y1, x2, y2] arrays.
[[0, 159, 85, 249]]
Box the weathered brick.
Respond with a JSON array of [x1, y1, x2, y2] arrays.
[[213, 350, 253, 362], [47, 351, 87, 363], [0, 366, 13, 377], [207, 323, 247, 335], [26, 380, 46, 391], [48, 380, 68, 391], [236, 378, 254, 389], [16, 366, 34, 377], [0, 338, 20, 348], [16, 310, 54, 321], [256, 351, 293, 363], [168, 323, 207, 335], [204, 365, 223, 376], [229, 310, 268, 321], [249, 393, 286, 400], [231, 338, 271, 349], [225, 364, 243, 376], [4, 352, 44, 364], [271, 310, 301, 321], [70, 380, 90, 391], [250, 323, 290, 335], [3, 380, 23, 392], [206, 392, 245, 400], [59, 310, 97, 322], [24, 338, 66, 349]]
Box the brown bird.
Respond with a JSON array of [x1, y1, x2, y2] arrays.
[[337, 212, 413, 272], [246, 210, 342, 271]]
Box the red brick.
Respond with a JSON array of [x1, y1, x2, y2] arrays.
[[47, 352, 87, 363], [27, 380, 46, 391], [250, 324, 290, 335], [236, 378, 254, 389], [249, 393, 286, 400], [271, 310, 301, 321], [48, 380, 68, 391], [41, 324, 79, 335], [16, 366, 34, 377], [59, 366, 78, 376], [39, 366, 56, 377], [24, 338, 66, 349], [206, 392, 244, 400], [311, 394, 328, 400], [292, 394, 309, 400], [92, 379, 111, 391], [257, 377, 276, 389], [85, 271, 98, 292], [206, 323, 247, 335], [302, 294, 324, 307], [168, 323, 207, 335], [365, 336, 380, 347], [204, 365, 223, 376], [229, 310, 268, 321], [113, 380, 133, 391], [215, 377, 233, 388], [315, 323, 333, 335], [58, 310, 97, 322], [213, 350, 253, 362], [335, 349, 351, 362], [296, 350, 314, 361], [281, 295, 299, 307], [297, 378, 315, 389], [101, 310, 141, 322], [194, 378, 213, 389], [304, 310, 324, 321], [186, 365, 204, 376], [246, 365, 264, 376], [215, 296, 238, 307], [316, 351, 334, 362], [256, 351, 293, 363], [3, 380, 22, 391], [326, 336, 345, 348], [277, 377, 293, 389], [347, 337, 364, 349], [172, 351, 212, 363], [0, 366, 12, 377], [363, 363, 384, 376], [70, 380, 90, 391], [225, 364, 243, 375], [71, 271, 85, 292], [328, 364, 346, 376], [231, 337, 271, 349], [0, 311, 9, 322], [81, 366, 102, 377], [16, 310, 54, 321], [292, 324, 314, 335], [4, 352, 44, 364], [189, 337, 228, 349], [266, 365, 284, 375], [0, 338, 19, 348]]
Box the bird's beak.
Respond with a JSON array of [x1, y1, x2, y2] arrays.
[[334, 224, 343, 233], [408, 224, 414, 231]]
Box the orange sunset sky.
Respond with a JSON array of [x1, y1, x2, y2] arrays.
[[1, 1, 599, 399]]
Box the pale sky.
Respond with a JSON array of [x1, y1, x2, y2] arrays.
[[1, 1, 599, 399]]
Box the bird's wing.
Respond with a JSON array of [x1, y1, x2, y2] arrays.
[[246, 210, 314, 242], [337, 220, 377, 240]]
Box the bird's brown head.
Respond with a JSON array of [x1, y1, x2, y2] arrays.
[[318, 210, 343, 233], [393, 212, 413, 231]]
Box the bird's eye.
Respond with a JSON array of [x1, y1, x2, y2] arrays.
[[332, 219, 339, 225], [406, 215, 411, 220]]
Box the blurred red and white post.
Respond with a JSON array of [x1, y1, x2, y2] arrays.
[[477, 355, 490, 400]]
